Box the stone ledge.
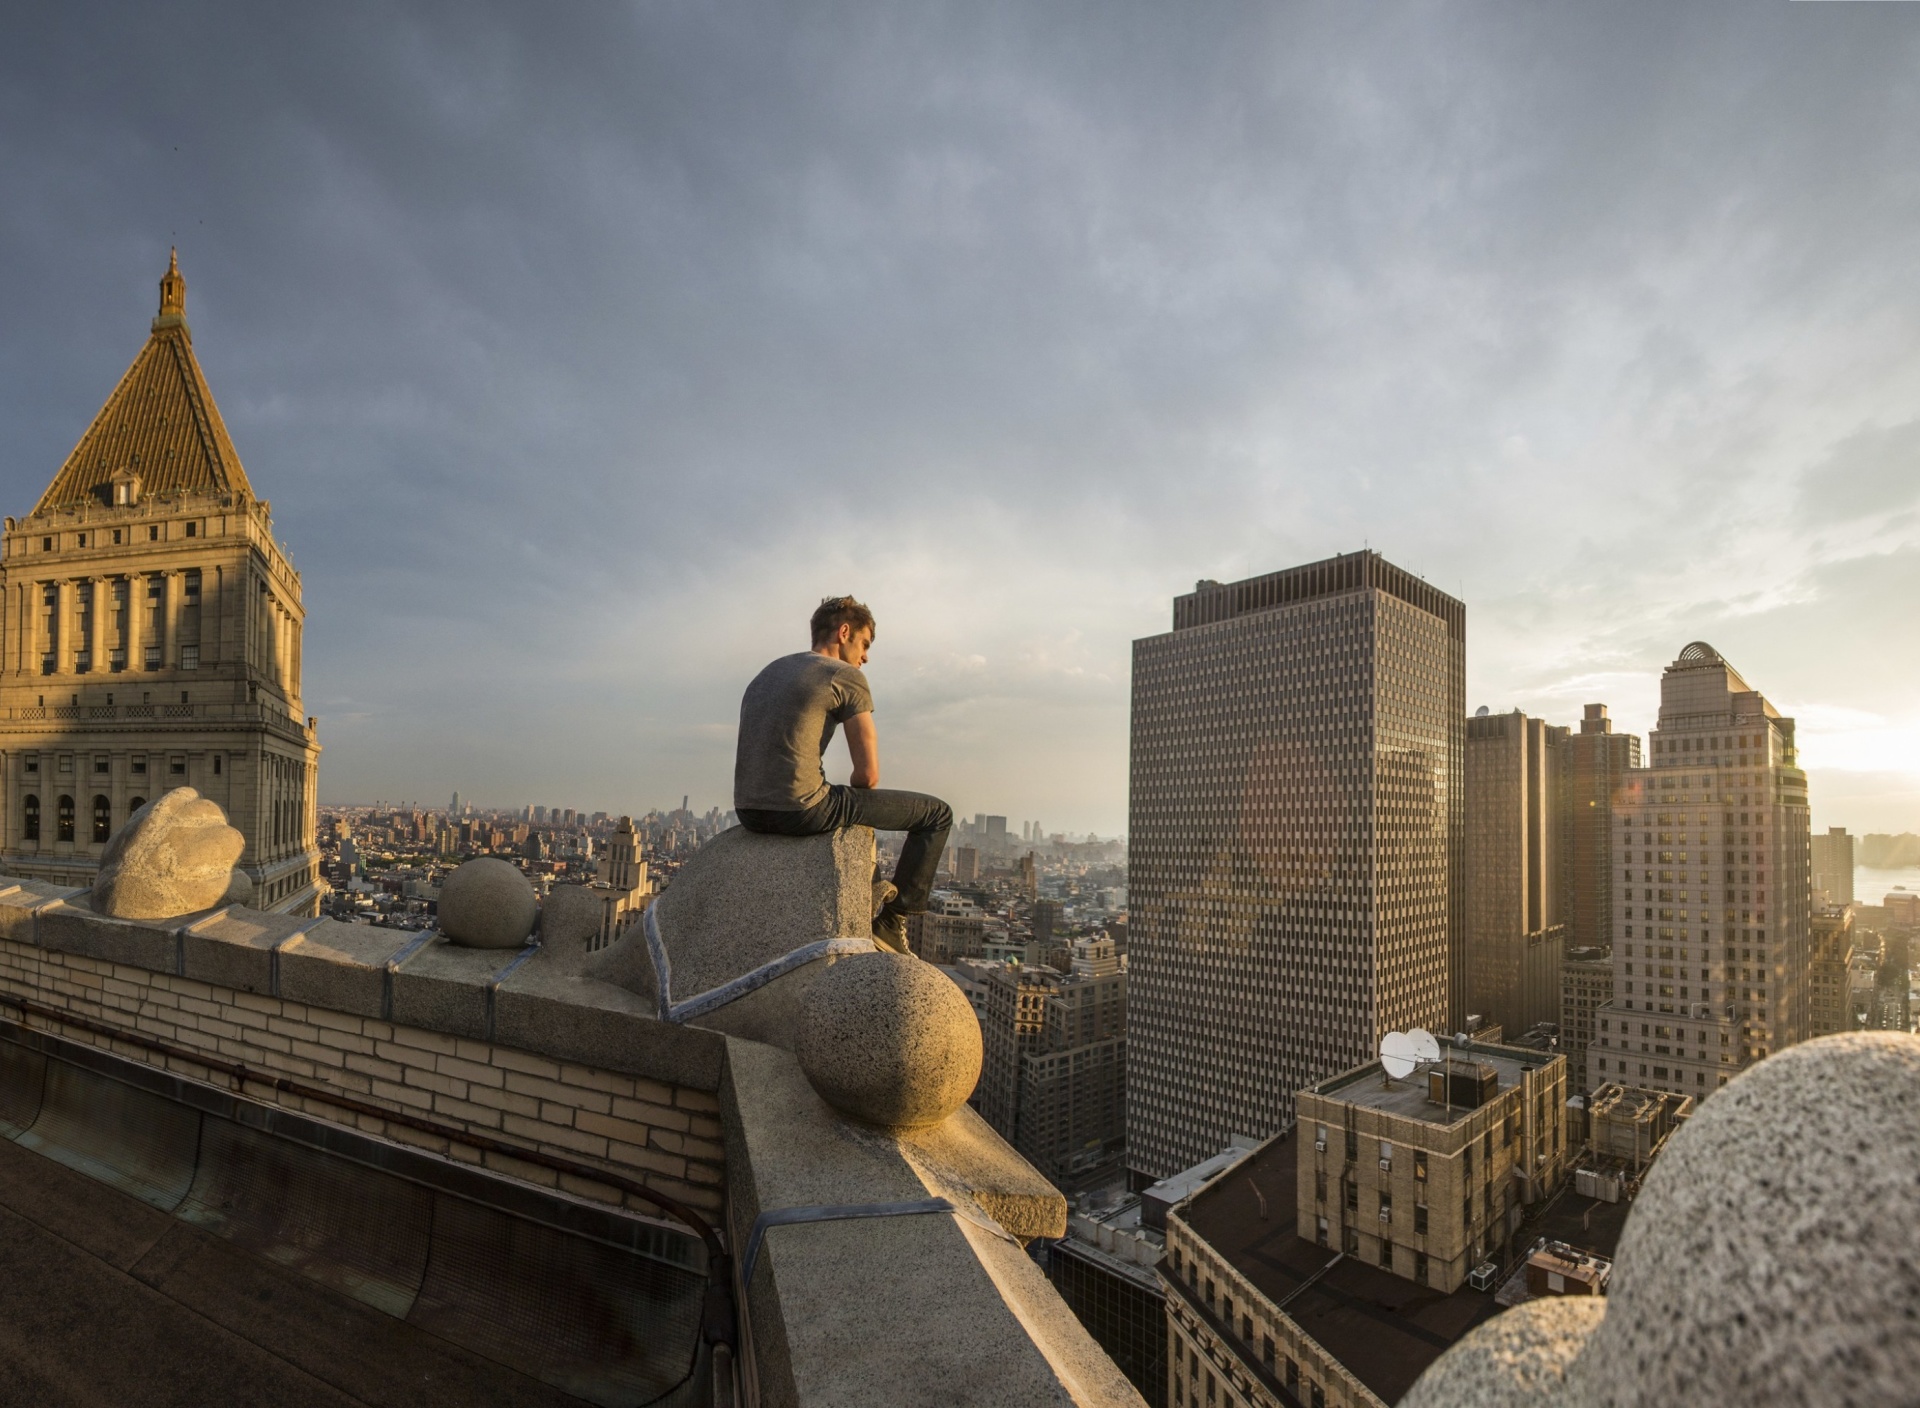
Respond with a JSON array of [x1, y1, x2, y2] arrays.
[[0, 879, 726, 1095], [722, 1037, 1142, 1407]]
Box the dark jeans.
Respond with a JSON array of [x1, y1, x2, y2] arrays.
[[738, 786, 952, 915]]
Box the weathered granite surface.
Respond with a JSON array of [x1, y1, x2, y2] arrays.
[[436, 858, 538, 949], [90, 789, 245, 920], [538, 883, 604, 956], [722, 1038, 1134, 1407], [796, 951, 982, 1130], [585, 826, 875, 1050], [1403, 1032, 1920, 1408]]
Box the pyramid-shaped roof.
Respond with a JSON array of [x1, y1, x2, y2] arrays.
[[34, 251, 255, 515]]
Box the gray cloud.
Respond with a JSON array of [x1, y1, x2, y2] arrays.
[[3, 2, 1920, 830]]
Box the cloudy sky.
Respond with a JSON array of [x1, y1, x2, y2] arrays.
[[2, 3, 1917, 836]]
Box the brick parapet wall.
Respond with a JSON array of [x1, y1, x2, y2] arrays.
[[0, 882, 725, 1216]]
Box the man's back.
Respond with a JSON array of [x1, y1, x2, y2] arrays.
[[734, 652, 874, 813]]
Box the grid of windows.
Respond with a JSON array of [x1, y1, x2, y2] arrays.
[[1587, 644, 1812, 1100], [1128, 553, 1463, 1178]]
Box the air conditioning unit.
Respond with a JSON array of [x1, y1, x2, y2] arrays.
[[1314, 1140, 1327, 1152], [1379, 1159, 1393, 1172], [1378, 1209, 1392, 1222]]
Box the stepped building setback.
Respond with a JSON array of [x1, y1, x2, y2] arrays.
[[1587, 643, 1811, 1098], [0, 254, 322, 912]]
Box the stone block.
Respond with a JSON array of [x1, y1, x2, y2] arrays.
[[277, 922, 418, 1017], [587, 826, 873, 1016], [720, 1038, 1132, 1408], [493, 955, 726, 1092], [179, 908, 317, 995], [91, 788, 245, 920], [388, 937, 505, 1040], [0, 886, 57, 944], [538, 884, 605, 959], [34, 900, 178, 973]]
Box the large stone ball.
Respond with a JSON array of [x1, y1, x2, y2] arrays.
[[796, 951, 982, 1131], [437, 858, 538, 949], [1559, 1032, 1920, 1408]]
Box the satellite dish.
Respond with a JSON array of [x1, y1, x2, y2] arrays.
[[1380, 1031, 1418, 1081], [1409, 1027, 1441, 1064]]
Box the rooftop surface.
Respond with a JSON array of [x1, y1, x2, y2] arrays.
[[1314, 1043, 1552, 1126], [0, 1133, 585, 1408], [1177, 1129, 1631, 1405]]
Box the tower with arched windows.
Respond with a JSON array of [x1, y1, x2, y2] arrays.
[[0, 253, 324, 913]]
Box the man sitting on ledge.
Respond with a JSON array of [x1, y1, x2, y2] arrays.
[[734, 595, 952, 953]]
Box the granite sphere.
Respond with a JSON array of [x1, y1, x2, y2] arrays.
[[437, 858, 538, 949], [796, 951, 982, 1130], [1557, 1031, 1920, 1408]]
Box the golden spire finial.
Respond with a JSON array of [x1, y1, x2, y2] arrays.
[[158, 247, 186, 318]]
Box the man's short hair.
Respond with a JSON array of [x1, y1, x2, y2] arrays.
[[811, 595, 876, 646]]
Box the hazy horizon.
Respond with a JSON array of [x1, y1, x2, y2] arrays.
[[4, 3, 1919, 837]]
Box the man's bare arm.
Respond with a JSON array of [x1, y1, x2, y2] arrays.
[[845, 712, 880, 789]]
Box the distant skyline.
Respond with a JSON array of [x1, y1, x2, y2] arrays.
[[4, 4, 1919, 836]]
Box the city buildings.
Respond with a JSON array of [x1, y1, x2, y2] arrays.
[[1587, 642, 1813, 1098], [976, 936, 1129, 1187], [0, 253, 323, 913], [1811, 826, 1856, 907], [1808, 905, 1856, 1038], [1295, 1036, 1568, 1293], [1128, 551, 1464, 1180], [1047, 1194, 1167, 1406], [1464, 709, 1570, 1037], [1559, 945, 1614, 1088], [1567, 705, 1642, 952]]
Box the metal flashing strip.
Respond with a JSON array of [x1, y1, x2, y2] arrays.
[[647, 905, 878, 1025], [483, 941, 541, 1043], [380, 929, 440, 1020], [739, 1197, 1018, 1288]]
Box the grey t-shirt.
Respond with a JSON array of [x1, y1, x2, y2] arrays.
[[734, 652, 875, 812]]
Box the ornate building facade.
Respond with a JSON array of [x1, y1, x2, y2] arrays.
[[0, 254, 323, 913]]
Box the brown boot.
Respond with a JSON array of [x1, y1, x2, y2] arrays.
[[872, 908, 909, 954]]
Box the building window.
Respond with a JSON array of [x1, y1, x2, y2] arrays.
[[41, 537, 51, 552], [213, 755, 222, 776], [23, 796, 39, 842], [148, 525, 159, 541], [1342, 1226, 1358, 1254], [131, 755, 146, 776], [93, 756, 108, 775], [24, 758, 38, 776], [75, 533, 86, 548], [56, 796, 74, 843], [180, 645, 199, 670], [1315, 1216, 1328, 1247], [185, 522, 198, 538], [129, 797, 145, 816], [91, 796, 110, 843], [1414, 1252, 1431, 1285], [1415, 1204, 1429, 1235], [1379, 1238, 1393, 1268], [169, 757, 186, 777], [1414, 1150, 1427, 1182]]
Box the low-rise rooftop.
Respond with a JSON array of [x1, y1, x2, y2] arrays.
[[1311, 1039, 1556, 1127]]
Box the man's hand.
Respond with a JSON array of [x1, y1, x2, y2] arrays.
[[845, 712, 880, 789]]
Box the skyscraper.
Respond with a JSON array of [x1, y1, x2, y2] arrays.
[[1464, 709, 1570, 1037], [1588, 642, 1812, 1099], [1567, 704, 1642, 951], [1127, 551, 1464, 1179], [1810, 827, 1855, 907], [0, 253, 323, 912]]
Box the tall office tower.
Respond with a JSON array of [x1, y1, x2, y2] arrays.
[[1464, 709, 1571, 1037], [1127, 551, 1464, 1179], [1811, 827, 1856, 907], [0, 254, 323, 913], [1588, 643, 1812, 1100], [1568, 704, 1642, 950], [985, 815, 1009, 854]]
